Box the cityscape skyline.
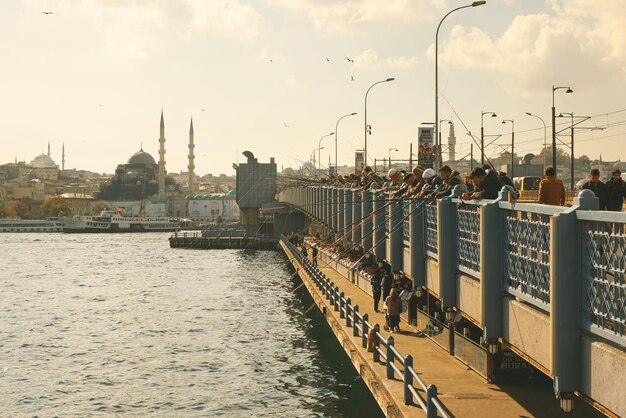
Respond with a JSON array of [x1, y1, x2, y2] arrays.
[[1, 0, 625, 175]]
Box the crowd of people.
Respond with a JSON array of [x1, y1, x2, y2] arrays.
[[317, 164, 625, 210]]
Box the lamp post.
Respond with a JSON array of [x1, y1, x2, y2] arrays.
[[318, 132, 334, 175], [481, 111, 497, 165], [364, 78, 395, 165], [552, 85, 573, 173], [388, 148, 398, 170], [525, 112, 547, 169], [502, 119, 515, 178], [311, 147, 324, 175], [335, 112, 358, 173], [435, 1, 486, 170]]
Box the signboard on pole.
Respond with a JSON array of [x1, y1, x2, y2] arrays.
[[354, 150, 365, 175], [418, 127, 434, 168]]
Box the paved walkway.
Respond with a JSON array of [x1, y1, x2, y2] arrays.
[[287, 241, 605, 418]]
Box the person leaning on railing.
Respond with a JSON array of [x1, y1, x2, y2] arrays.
[[537, 166, 566, 206], [434, 165, 465, 198], [582, 168, 608, 210], [462, 167, 501, 200], [606, 168, 626, 211]]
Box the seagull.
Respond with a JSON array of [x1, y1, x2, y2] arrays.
[[269, 59, 273, 63], [42, 11, 54, 15], [283, 122, 289, 128], [345, 57, 354, 63], [351, 76, 355, 81], [325, 58, 330, 62], [201, 108, 205, 112]]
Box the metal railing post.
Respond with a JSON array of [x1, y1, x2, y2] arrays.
[[334, 286, 340, 311], [387, 336, 395, 379], [373, 324, 381, 362], [353, 305, 360, 336], [426, 384, 438, 418], [339, 292, 345, 318], [404, 355, 413, 405], [346, 299, 352, 327], [362, 314, 369, 348]]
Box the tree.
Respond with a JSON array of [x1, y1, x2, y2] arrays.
[[92, 201, 107, 215], [13, 200, 32, 219], [40, 197, 72, 217]]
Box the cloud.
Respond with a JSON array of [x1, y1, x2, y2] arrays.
[[270, 0, 445, 32], [353, 49, 420, 70], [432, 0, 626, 95]]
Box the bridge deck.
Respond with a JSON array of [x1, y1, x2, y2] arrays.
[[285, 239, 604, 418]]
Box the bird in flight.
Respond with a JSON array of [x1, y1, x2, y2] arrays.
[[325, 58, 330, 62], [269, 59, 273, 63], [345, 57, 354, 63], [351, 76, 355, 81], [201, 108, 205, 112], [283, 122, 289, 128], [42, 11, 54, 15]]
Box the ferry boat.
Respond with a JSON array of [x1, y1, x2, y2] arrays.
[[62, 210, 182, 233], [0, 218, 63, 233]]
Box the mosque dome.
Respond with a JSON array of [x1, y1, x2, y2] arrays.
[[127, 149, 157, 166], [30, 153, 58, 168]]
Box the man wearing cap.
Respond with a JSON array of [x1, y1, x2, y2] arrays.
[[606, 169, 626, 211], [582, 168, 608, 210], [417, 168, 443, 198], [381, 168, 402, 192]]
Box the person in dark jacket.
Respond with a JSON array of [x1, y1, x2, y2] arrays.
[[311, 244, 319, 267], [435, 165, 465, 198], [462, 167, 501, 200], [582, 168, 608, 210], [381, 272, 393, 302], [371, 272, 382, 312], [498, 171, 518, 198], [606, 169, 626, 211]]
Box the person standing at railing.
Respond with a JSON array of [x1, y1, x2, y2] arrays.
[[384, 288, 402, 333], [537, 166, 566, 206], [434, 165, 465, 198], [382, 271, 393, 302], [311, 244, 318, 267], [582, 168, 608, 210], [461, 167, 500, 200], [371, 272, 382, 313], [606, 169, 626, 211]]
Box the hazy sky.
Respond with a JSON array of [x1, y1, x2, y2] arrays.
[[1, 0, 625, 176]]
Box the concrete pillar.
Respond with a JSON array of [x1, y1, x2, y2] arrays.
[[344, 189, 352, 243], [480, 200, 503, 342], [373, 192, 387, 262], [551, 190, 598, 398], [330, 188, 337, 232], [410, 200, 426, 289], [352, 190, 362, 244], [389, 200, 404, 272], [437, 198, 456, 309], [323, 188, 329, 226], [362, 190, 373, 253]]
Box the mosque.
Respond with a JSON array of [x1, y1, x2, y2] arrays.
[[96, 111, 190, 202]]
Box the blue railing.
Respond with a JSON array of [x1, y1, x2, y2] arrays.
[[282, 236, 451, 418], [500, 204, 558, 309], [579, 212, 626, 345], [425, 203, 438, 256], [455, 202, 481, 275], [403, 201, 410, 245]]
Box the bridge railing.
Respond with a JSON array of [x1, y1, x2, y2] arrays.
[[282, 236, 451, 417]]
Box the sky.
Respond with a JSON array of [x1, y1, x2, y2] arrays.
[[1, 0, 625, 176]]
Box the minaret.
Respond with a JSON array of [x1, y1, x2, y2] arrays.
[[158, 110, 166, 200], [62, 143, 65, 170], [188, 118, 196, 195], [47, 141, 51, 157], [448, 122, 456, 162]]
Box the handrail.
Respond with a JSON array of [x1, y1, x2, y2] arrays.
[[281, 235, 449, 417]]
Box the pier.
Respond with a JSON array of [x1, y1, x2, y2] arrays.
[[169, 231, 279, 250], [278, 185, 626, 417]]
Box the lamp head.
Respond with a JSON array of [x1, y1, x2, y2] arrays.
[[351, 112, 357, 116], [472, 1, 487, 6], [566, 88, 573, 93], [491, 113, 497, 117], [386, 77, 395, 82], [525, 112, 532, 116]]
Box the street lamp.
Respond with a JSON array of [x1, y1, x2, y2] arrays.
[[552, 85, 573, 173], [502, 119, 515, 178], [318, 132, 334, 175], [364, 78, 395, 165], [525, 112, 547, 168], [335, 112, 358, 173], [388, 148, 398, 170], [481, 111, 497, 165], [435, 1, 486, 170], [311, 146, 324, 174]]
